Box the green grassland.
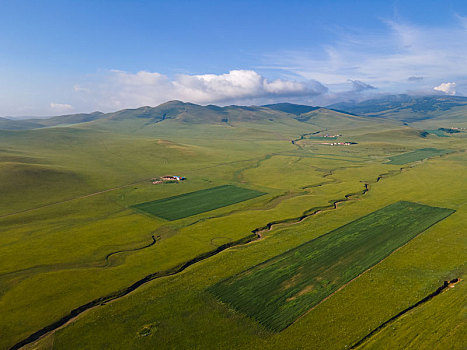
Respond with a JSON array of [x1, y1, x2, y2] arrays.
[[387, 147, 453, 164], [0, 102, 465, 350], [132, 185, 266, 220], [208, 201, 454, 331], [47, 155, 466, 350], [424, 129, 449, 137]]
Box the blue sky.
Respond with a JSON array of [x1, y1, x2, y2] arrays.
[[2, 0, 467, 116]]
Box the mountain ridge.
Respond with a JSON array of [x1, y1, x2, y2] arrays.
[[2, 95, 466, 130], [0, 101, 335, 130], [327, 94, 467, 122]]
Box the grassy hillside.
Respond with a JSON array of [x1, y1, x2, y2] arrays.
[[209, 201, 454, 332], [294, 107, 397, 130], [0, 112, 105, 130], [0, 101, 390, 132], [133, 185, 266, 221], [0, 101, 465, 350], [328, 94, 467, 123]]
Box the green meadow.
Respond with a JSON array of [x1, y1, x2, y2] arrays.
[[424, 129, 449, 137], [387, 148, 453, 164], [0, 101, 465, 350], [132, 185, 266, 220], [209, 201, 454, 331]]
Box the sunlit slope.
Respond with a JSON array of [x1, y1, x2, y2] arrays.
[[45, 150, 466, 350], [89, 103, 397, 143], [0, 112, 105, 130], [0, 117, 43, 130], [0, 162, 84, 214], [295, 107, 398, 131], [1, 100, 465, 349], [2, 97, 466, 132], [209, 201, 454, 332], [0, 102, 449, 216], [410, 107, 467, 130], [0, 101, 289, 131], [0, 126, 260, 215], [0, 101, 394, 133]]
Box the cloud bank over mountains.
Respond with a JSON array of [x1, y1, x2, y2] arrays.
[[72, 69, 328, 111], [53, 18, 467, 115], [257, 18, 467, 102], [4, 17, 467, 116], [49, 103, 73, 112], [57, 66, 460, 114], [433, 82, 456, 96]]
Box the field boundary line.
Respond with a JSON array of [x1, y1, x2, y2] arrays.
[[349, 278, 461, 349], [0, 151, 294, 219], [289, 210, 456, 330], [8, 155, 432, 349], [0, 235, 159, 280], [0, 178, 152, 219]]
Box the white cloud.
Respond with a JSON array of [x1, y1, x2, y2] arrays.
[[261, 18, 467, 96], [433, 82, 456, 95], [348, 79, 376, 92], [48, 18, 467, 114], [74, 69, 327, 110], [73, 85, 89, 93], [50, 102, 73, 112]]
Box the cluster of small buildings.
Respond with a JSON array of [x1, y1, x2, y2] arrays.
[[152, 175, 186, 184]]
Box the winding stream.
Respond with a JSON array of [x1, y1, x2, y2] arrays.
[[10, 156, 446, 349]]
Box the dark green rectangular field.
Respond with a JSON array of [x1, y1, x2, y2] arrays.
[[208, 201, 454, 332], [132, 185, 266, 221], [425, 129, 449, 137], [387, 148, 453, 165]]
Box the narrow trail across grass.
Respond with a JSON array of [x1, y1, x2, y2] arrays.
[[0, 235, 159, 282], [8, 141, 459, 349], [0, 158, 349, 285], [0, 154, 280, 220], [0, 150, 300, 220], [0, 179, 151, 219]]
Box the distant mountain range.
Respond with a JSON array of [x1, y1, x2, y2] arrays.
[[327, 94, 467, 122], [1, 95, 466, 131], [0, 102, 354, 131]]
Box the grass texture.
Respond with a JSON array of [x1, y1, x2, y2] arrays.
[[132, 185, 266, 220], [208, 201, 454, 332], [387, 148, 453, 164], [424, 129, 449, 137]]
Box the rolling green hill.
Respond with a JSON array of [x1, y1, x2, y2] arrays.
[[294, 107, 396, 130], [0, 117, 44, 130], [0, 112, 106, 130], [4, 96, 467, 132], [0, 101, 389, 132], [1, 98, 465, 350]]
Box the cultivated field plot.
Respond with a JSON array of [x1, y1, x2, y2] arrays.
[[425, 129, 449, 137], [132, 185, 266, 220], [209, 201, 454, 332], [387, 148, 453, 165]]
